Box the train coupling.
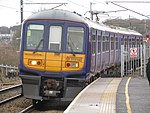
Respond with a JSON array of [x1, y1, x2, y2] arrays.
[[44, 90, 61, 97]]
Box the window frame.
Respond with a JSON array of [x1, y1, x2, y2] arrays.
[[25, 24, 45, 50], [66, 26, 85, 53], [48, 25, 62, 51]]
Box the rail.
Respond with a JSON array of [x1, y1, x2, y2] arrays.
[[0, 94, 22, 105], [19, 105, 35, 113], [0, 84, 22, 105], [0, 84, 22, 93]]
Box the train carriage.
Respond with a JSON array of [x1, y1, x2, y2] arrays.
[[19, 9, 142, 104]]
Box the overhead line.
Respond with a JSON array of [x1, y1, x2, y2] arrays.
[[0, 4, 18, 10], [0, 4, 32, 12], [51, 4, 64, 10], [24, 3, 67, 5], [107, 2, 150, 19], [67, 0, 89, 9], [106, 1, 150, 3]]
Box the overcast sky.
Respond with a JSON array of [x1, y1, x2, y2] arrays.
[[1, 0, 150, 27]]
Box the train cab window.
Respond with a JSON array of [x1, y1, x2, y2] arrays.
[[26, 24, 44, 50], [49, 26, 62, 51], [66, 27, 84, 52]]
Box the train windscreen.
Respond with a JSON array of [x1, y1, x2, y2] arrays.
[[66, 27, 84, 52], [26, 24, 44, 50]]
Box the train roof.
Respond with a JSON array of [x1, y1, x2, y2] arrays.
[[26, 9, 142, 36]]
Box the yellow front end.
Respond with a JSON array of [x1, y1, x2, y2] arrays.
[[23, 51, 85, 72]]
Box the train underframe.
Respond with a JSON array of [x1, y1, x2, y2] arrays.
[[20, 75, 85, 105]]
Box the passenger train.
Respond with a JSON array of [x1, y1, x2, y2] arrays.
[[19, 9, 143, 104]]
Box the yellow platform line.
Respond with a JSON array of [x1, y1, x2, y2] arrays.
[[125, 77, 132, 113]]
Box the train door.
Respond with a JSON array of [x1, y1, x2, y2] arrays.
[[101, 31, 105, 70], [108, 33, 111, 67], [118, 34, 123, 63], [90, 28, 97, 73], [97, 30, 102, 71], [45, 24, 64, 72], [103, 31, 109, 69], [95, 30, 98, 72], [114, 33, 118, 64], [110, 33, 115, 66], [103, 32, 109, 68]]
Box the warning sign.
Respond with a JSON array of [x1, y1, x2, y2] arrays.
[[130, 48, 137, 58]]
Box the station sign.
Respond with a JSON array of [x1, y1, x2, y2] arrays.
[[130, 48, 137, 58]]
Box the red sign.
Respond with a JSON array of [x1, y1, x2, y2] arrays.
[[130, 48, 137, 58], [144, 35, 150, 42]]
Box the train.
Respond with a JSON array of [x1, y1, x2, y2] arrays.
[[19, 9, 143, 105]]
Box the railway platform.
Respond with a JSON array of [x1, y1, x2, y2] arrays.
[[64, 77, 150, 113]]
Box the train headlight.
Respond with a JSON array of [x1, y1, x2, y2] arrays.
[[65, 62, 79, 68], [29, 60, 42, 66], [30, 60, 37, 65], [71, 63, 79, 67]]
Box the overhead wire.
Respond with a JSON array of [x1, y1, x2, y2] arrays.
[[108, 2, 150, 19], [93, 0, 137, 20], [66, 0, 89, 10], [0, 4, 18, 10]]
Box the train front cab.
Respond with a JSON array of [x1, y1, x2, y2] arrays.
[[19, 19, 89, 103]]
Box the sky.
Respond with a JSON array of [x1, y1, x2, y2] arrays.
[[1, 0, 150, 27]]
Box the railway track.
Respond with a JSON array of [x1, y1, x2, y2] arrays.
[[0, 84, 64, 113], [0, 84, 22, 105], [0, 93, 22, 105], [0, 84, 22, 93], [19, 104, 35, 113]]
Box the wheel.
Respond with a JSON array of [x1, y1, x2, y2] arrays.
[[32, 99, 41, 108], [32, 99, 38, 106]]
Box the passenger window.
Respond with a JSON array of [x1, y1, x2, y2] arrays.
[[106, 36, 109, 51], [111, 36, 114, 50], [98, 35, 101, 52], [121, 35, 124, 45], [116, 37, 118, 49], [102, 36, 105, 51], [49, 26, 62, 51], [91, 34, 96, 54]]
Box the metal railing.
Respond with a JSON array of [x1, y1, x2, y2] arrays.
[[0, 64, 18, 76]]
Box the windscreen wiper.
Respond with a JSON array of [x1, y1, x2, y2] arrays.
[[33, 39, 43, 54], [67, 37, 75, 56]]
